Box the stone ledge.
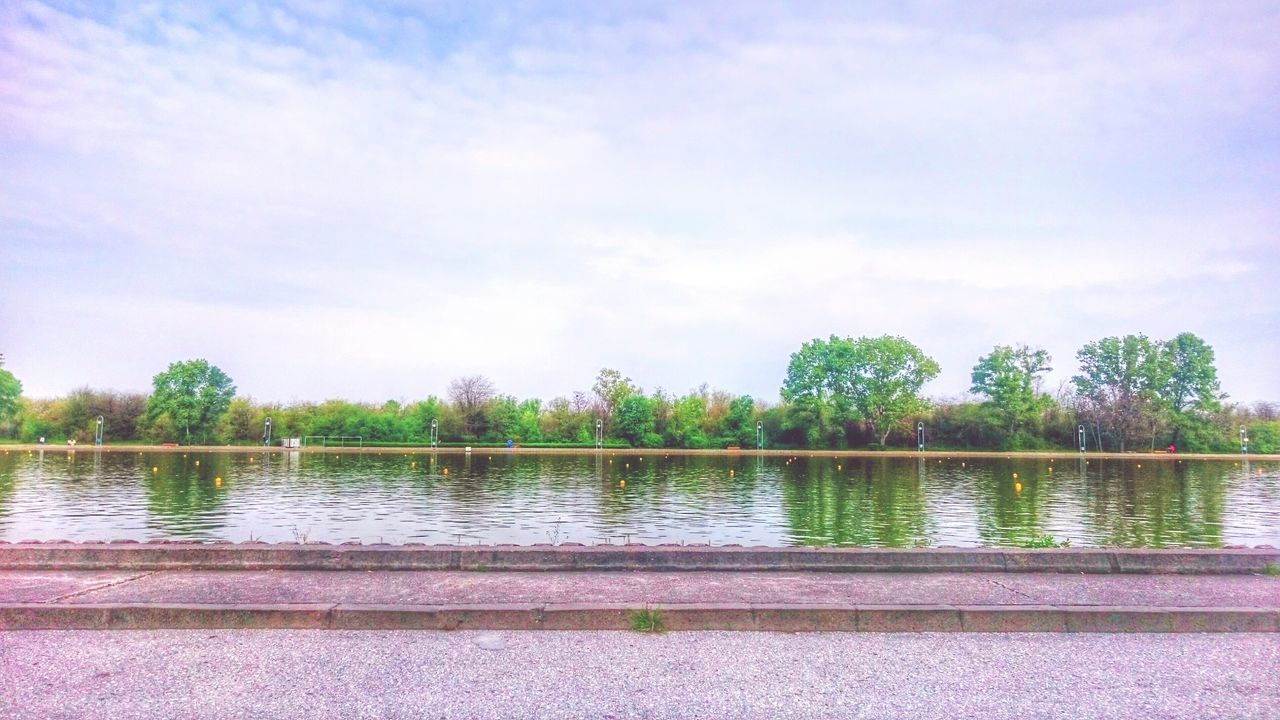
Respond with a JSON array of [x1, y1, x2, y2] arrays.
[[0, 543, 1277, 574], [2, 602, 1276, 633]]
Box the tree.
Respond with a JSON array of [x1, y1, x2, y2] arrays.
[[614, 395, 658, 446], [1154, 332, 1223, 448], [0, 355, 22, 428], [970, 345, 1053, 443], [592, 368, 638, 432], [1072, 335, 1161, 452], [448, 375, 496, 439], [146, 359, 236, 444], [782, 335, 940, 447]]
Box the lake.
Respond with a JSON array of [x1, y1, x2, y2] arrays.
[[1, 449, 1276, 548]]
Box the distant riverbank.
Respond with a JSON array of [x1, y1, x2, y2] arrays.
[[3, 443, 1277, 461]]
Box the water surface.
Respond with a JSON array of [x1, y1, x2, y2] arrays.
[[1, 450, 1276, 547]]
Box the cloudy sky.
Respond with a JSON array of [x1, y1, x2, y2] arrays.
[[2, 0, 1277, 405]]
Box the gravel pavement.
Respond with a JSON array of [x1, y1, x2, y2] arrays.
[[1, 630, 1277, 719]]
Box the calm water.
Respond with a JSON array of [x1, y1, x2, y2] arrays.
[[0, 450, 1277, 548]]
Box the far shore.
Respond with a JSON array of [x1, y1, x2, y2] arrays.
[[1, 443, 1276, 461]]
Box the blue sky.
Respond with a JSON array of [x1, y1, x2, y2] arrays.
[[2, 0, 1277, 405]]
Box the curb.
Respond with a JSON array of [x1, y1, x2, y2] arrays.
[[1, 543, 1277, 574], [1, 603, 1276, 633]]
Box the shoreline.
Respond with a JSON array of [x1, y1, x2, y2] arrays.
[[1, 443, 1276, 461]]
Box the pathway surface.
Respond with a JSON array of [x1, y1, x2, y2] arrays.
[[1, 630, 1276, 719], [2, 569, 1277, 632], [4, 569, 1279, 607]]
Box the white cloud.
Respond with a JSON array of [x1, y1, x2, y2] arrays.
[[1, 0, 1277, 402]]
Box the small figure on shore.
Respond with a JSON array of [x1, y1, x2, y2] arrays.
[[1166, 443, 1176, 453]]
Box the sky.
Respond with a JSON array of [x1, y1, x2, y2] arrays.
[[1, 0, 1277, 406]]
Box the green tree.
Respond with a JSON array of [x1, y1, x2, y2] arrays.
[[146, 359, 236, 444], [782, 335, 940, 447], [1072, 335, 1161, 452], [614, 395, 657, 446], [970, 345, 1053, 444], [723, 395, 757, 447], [1154, 332, 1223, 448], [0, 360, 23, 429], [592, 368, 638, 431]]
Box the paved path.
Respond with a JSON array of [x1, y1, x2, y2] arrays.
[[1, 630, 1276, 719], [3, 569, 1278, 607], [2, 569, 1276, 632]]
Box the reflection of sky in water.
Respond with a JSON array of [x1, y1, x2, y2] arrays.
[[0, 450, 1276, 548]]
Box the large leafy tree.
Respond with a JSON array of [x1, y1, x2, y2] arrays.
[[146, 359, 236, 444], [970, 345, 1053, 437], [0, 354, 22, 427], [782, 335, 940, 447], [614, 394, 659, 447], [592, 368, 638, 432], [1072, 335, 1162, 451], [1151, 332, 1224, 450]]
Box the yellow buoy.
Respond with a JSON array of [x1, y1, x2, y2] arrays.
[[729, 469, 735, 477], [215, 477, 222, 487], [837, 465, 842, 471], [1137, 464, 1141, 468], [442, 468, 449, 475], [1015, 482, 1022, 492], [625, 463, 630, 469], [152, 467, 158, 472], [619, 479, 625, 487]]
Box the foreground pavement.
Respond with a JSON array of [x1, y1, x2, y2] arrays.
[[1, 630, 1277, 719], [2, 569, 1277, 632]]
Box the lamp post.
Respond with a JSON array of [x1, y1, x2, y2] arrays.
[[1078, 424, 1086, 453], [430, 419, 438, 448], [94, 416, 104, 446], [262, 418, 272, 447], [917, 422, 925, 452], [595, 419, 603, 450], [1240, 426, 1248, 454], [756, 421, 764, 450]]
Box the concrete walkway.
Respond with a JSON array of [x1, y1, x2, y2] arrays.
[[3, 569, 1277, 632], [4, 631, 1277, 719]]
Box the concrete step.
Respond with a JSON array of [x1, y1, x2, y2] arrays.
[[2, 568, 1276, 632], [3, 542, 1278, 573]]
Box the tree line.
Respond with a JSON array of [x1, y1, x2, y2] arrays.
[[0, 333, 1276, 452]]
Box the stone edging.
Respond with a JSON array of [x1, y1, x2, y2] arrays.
[[1, 542, 1277, 574], [1, 602, 1276, 633]]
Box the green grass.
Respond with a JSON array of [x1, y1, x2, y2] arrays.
[[629, 606, 665, 633], [1019, 535, 1071, 549], [1261, 564, 1280, 577]]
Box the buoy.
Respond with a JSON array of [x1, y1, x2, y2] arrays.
[[729, 469, 735, 477], [152, 467, 158, 472], [215, 477, 222, 487], [442, 468, 449, 475], [625, 463, 630, 469], [837, 465, 842, 471], [1012, 472, 1018, 479], [1015, 482, 1022, 492], [1137, 464, 1141, 468], [195, 460, 200, 465], [619, 479, 625, 488]]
